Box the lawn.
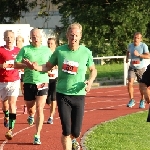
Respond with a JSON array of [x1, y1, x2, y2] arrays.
[[84, 111, 150, 150], [86, 63, 124, 79]]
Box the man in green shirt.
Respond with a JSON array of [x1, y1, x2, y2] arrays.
[[23, 23, 97, 150], [15, 28, 52, 145]]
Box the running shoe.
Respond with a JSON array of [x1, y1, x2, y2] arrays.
[[72, 139, 80, 150], [127, 99, 135, 108], [27, 116, 34, 125], [33, 135, 41, 145], [5, 130, 13, 140], [4, 117, 9, 128], [47, 117, 53, 124], [139, 99, 145, 108]]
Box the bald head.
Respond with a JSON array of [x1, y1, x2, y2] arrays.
[[30, 28, 41, 37], [30, 28, 42, 47]]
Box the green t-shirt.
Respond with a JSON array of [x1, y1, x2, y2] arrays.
[[15, 45, 52, 84], [49, 44, 94, 95]]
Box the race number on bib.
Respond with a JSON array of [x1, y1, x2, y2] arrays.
[[5, 60, 14, 70], [62, 59, 79, 75], [132, 58, 140, 67], [36, 83, 48, 90]]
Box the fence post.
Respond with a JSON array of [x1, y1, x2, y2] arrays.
[[123, 56, 127, 86]]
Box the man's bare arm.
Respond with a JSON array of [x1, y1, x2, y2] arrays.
[[34, 62, 54, 72], [139, 52, 150, 59], [14, 62, 27, 69], [88, 65, 97, 83], [85, 65, 97, 92]]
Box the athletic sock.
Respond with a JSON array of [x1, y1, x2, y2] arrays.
[[9, 113, 16, 130], [3, 110, 9, 118]]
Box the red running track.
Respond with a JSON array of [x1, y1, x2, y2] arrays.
[[0, 85, 148, 150]]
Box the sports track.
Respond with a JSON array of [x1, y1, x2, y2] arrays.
[[0, 84, 148, 150]]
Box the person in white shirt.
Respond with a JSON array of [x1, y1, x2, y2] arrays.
[[46, 37, 58, 124], [16, 35, 27, 114]]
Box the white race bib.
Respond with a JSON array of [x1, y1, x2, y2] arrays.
[[62, 59, 79, 75], [48, 69, 58, 79], [132, 58, 140, 67], [36, 83, 48, 90], [5, 60, 14, 70]]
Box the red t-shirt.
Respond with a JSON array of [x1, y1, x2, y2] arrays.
[[0, 46, 20, 82]]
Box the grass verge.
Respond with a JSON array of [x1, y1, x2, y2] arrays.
[[84, 111, 150, 150], [86, 63, 124, 79]]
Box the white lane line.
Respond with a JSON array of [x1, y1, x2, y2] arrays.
[[95, 88, 139, 94], [0, 125, 35, 150], [0, 114, 60, 150], [84, 103, 138, 113], [0, 88, 141, 149], [85, 100, 112, 105]]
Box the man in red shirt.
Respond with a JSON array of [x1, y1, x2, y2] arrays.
[[0, 30, 20, 140]]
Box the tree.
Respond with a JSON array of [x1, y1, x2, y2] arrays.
[[0, 0, 37, 23], [51, 0, 150, 56]]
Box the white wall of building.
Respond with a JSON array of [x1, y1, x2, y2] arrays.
[[17, 14, 62, 29], [0, 24, 58, 46], [16, 0, 62, 29], [0, 24, 33, 46], [0, 1, 62, 46]]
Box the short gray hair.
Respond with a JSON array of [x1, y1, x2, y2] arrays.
[[67, 22, 82, 34]]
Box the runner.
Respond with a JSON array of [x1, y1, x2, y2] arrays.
[[15, 28, 52, 144], [16, 35, 27, 114], [126, 32, 149, 108], [23, 23, 97, 150], [46, 37, 58, 124], [0, 30, 20, 140]]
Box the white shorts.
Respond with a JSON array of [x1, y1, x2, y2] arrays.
[[0, 80, 20, 101]]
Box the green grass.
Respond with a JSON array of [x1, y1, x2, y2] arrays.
[[84, 111, 150, 150], [86, 63, 124, 79]]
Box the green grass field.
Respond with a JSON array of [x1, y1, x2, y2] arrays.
[[84, 111, 150, 150], [86, 63, 124, 79]]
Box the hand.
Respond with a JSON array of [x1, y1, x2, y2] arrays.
[[23, 59, 33, 69], [32, 62, 38, 70], [84, 80, 93, 92], [3, 62, 9, 69], [134, 50, 140, 57], [23, 59, 38, 70], [48, 71, 51, 76], [0, 62, 11, 69]]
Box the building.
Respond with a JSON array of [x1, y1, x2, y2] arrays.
[[13, 0, 63, 45], [15, 0, 62, 29]]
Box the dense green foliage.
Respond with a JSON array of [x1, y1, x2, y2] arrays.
[[0, 0, 37, 23], [51, 0, 150, 56], [1, 0, 150, 56]]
